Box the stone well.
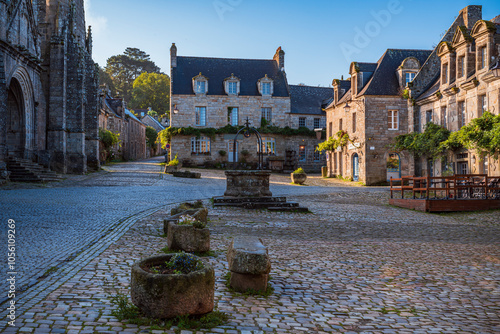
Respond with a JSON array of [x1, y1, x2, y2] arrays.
[[224, 170, 272, 197]]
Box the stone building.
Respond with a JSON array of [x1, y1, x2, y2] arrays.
[[141, 114, 165, 156], [169, 44, 331, 172], [408, 5, 500, 177], [0, 0, 99, 180], [99, 93, 146, 162], [325, 49, 431, 185]]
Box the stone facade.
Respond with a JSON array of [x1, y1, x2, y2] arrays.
[[326, 50, 432, 185], [0, 0, 99, 177], [408, 6, 500, 177], [99, 94, 147, 162], [169, 45, 331, 172], [141, 114, 165, 156]]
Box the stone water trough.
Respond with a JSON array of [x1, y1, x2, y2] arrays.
[[212, 170, 308, 211]]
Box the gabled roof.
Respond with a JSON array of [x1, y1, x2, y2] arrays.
[[358, 49, 432, 96], [172, 56, 289, 97], [105, 98, 123, 117], [142, 115, 165, 131], [125, 109, 142, 123], [289, 85, 333, 115]]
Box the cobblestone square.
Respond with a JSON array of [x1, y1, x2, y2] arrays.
[[0, 158, 499, 333]]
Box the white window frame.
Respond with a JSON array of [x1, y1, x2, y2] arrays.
[[260, 137, 276, 155], [227, 81, 238, 95], [405, 72, 416, 86], [195, 106, 206, 126], [191, 136, 211, 154], [261, 107, 272, 122], [298, 117, 306, 128], [228, 107, 238, 126], [388, 110, 399, 130], [195, 80, 206, 94], [262, 82, 271, 95]]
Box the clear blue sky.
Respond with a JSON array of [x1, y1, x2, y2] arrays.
[[86, 0, 499, 87]]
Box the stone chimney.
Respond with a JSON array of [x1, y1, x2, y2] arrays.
[[170, 43, 177, 68], [459, 5, 482, 30], [273, 47, 285, 70]]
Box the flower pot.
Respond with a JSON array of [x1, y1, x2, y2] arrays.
[[167, 222, 210, 252], [131, 254, 214, 319], [291, 172, 307, 185]]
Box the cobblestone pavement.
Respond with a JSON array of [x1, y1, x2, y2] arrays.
[[0, 158, 363, 326], [1, 158, 499, 333]]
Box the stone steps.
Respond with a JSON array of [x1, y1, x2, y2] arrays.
[[7, 157, 63, 183]]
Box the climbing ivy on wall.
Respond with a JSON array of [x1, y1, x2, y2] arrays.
[[158, 124, 317, 149], [316, 130, 354, 152]]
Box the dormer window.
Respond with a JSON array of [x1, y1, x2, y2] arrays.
[[442, 63, 448, 84], [196, 81, 206, 94], [457, 55, 465, 78], [405, 72, 416, 86], [479, 46, 487, 69], [258, 74, 273, 96], [228, 82, 237, 94], [224, 74, 240, 95], [192, 73, 208, 95], [262, 82, 271, 95]]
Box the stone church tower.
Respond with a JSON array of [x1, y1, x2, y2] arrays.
[[0, 0, 99, 177]]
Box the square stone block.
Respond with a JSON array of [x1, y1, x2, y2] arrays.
[[229, 272, 268, 293]]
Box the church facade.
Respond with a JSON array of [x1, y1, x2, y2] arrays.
[[0, 0, 99, 179]]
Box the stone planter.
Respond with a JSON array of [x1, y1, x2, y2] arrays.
[[167, 222, 210, 252], [131, 254, 214, 319], [291, 172, 307, 185], [164, 165, 178, 174]]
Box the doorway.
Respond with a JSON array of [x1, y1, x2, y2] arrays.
[[352, 153, 359, 181], [386, 153, 401, 181]]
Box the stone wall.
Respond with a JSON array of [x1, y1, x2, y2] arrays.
[[326, 95, 411, 185], [171, 133, 325, 172], [171, 95, 290, 128]]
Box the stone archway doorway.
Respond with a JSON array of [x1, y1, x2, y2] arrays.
[[6, 78, 26, 158]]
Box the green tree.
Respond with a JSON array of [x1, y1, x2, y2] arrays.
[[105, 47, 162, 101], [145, 126, 158, 150], [130, 72, 170, 115]]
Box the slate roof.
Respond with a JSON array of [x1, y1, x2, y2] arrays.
[[105, 98, 123, 117], [125, 109, 142, 123], [417, 77, 440, 100], [358, 49, 432, 96], [289, 85, 333, 115], [172, 56, 289, 97], [142, 115, 165, 131], [356, 62, 378, 73]]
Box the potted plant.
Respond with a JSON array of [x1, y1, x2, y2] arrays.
[[131, 252, 214, 319], [291, 167, 307, 185], [167, 214, 210, 252], [164, 154, 180, 173]]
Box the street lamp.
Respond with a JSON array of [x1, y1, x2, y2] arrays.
[[491, 59, 500, 77], [344, 101, 351, 112], [173, 105, 179, 114]]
